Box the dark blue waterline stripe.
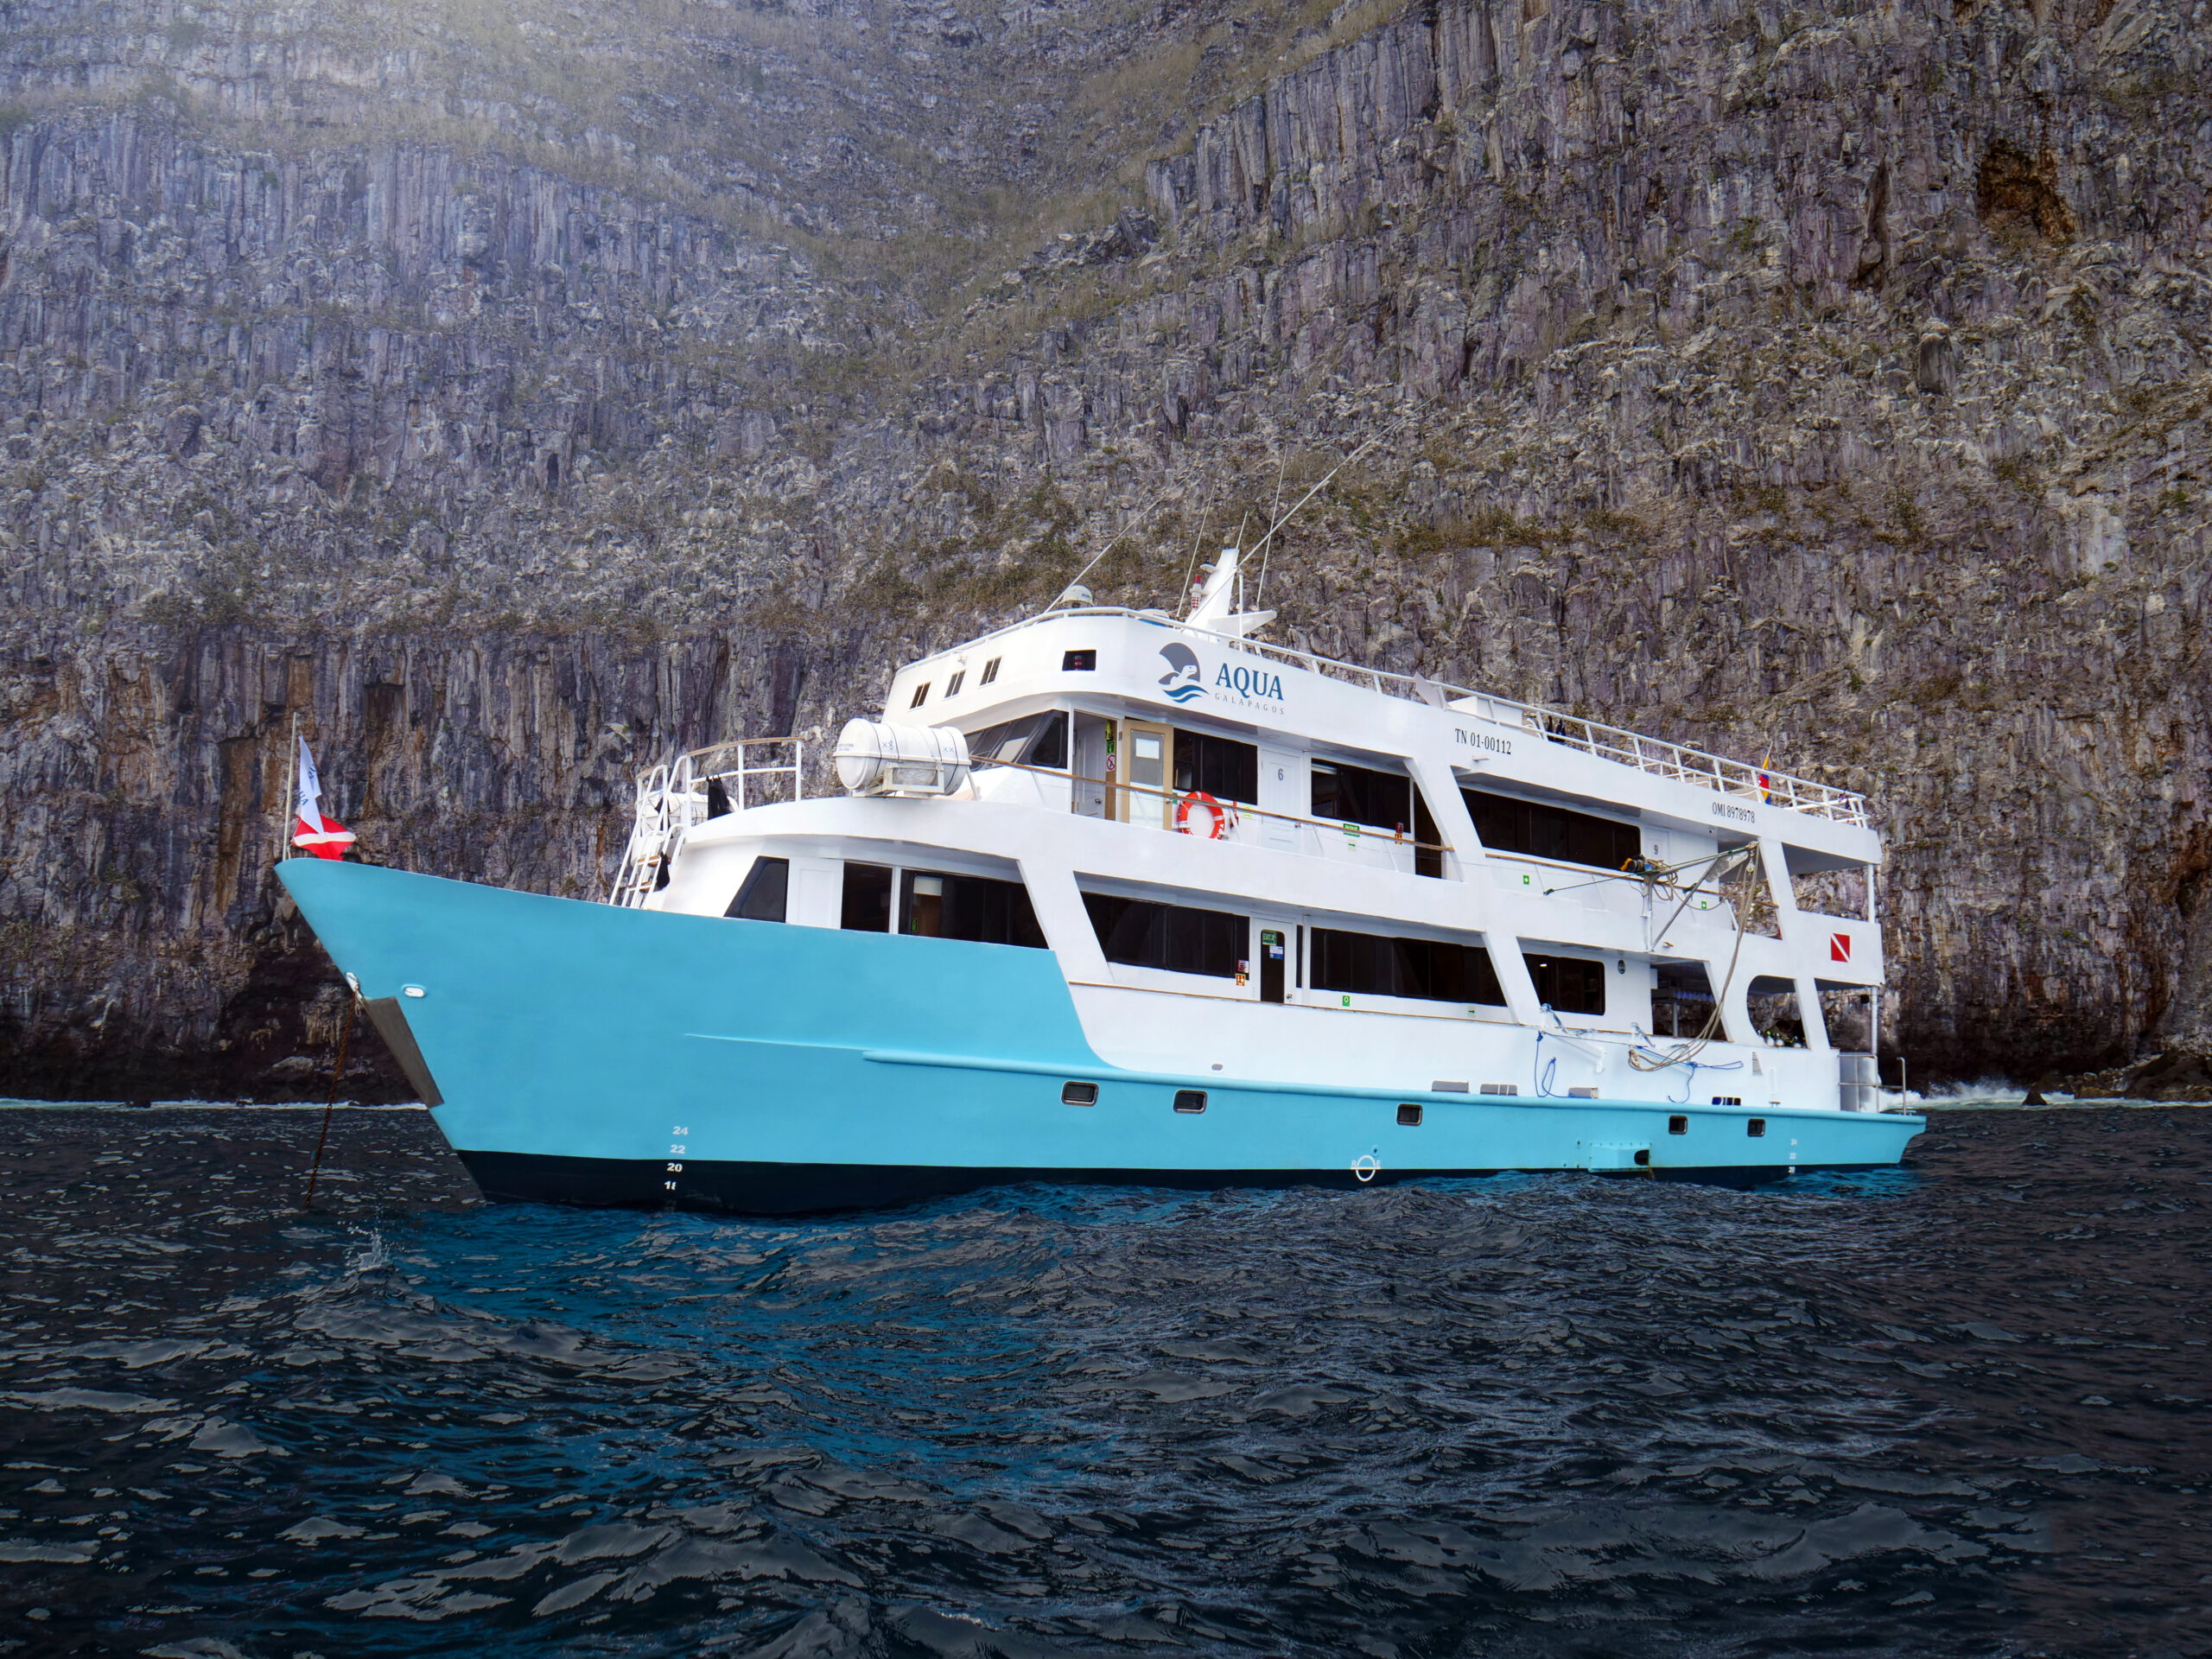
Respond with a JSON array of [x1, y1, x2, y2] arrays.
[[456, 1150, 1885, 1216]]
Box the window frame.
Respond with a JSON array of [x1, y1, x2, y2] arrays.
[[965, 709, 1069, 771], [1081, 890, 1249, 981], [1307, 925, 1509, 1007], [840, 861, 894, 932], [725, 855, 790, 922], [1311, 757, 1415, 834], [1171, 727, 1260, 806], [1465, 787, 1642, 873], [1525, 951, 1607, 1016], [897, 866, 1048, 949]]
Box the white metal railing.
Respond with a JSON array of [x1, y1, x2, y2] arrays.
[[608, 738, 804, 908], [976, 756, 1449, 876], [937, 608, 1871, 828]]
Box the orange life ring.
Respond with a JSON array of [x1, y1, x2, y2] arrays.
[[1174, 790, 1233, 839]]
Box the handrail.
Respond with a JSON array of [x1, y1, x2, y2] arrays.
[[687, 735, 804, 814], [971, 757, 1452, 855], [608, 736, 805, 906], [919, 607, 1871, 828]]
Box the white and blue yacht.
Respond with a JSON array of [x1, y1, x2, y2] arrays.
[[280, 551, 1921, 1212]]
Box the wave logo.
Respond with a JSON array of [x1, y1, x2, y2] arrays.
[[1158, 644, 1207, 703]]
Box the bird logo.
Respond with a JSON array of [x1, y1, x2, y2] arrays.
[[1158, 644, 1206, 703]]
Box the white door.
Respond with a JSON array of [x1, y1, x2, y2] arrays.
[[1122, 720, 1173, 829], [1258, 747, 1299, 850], [1072, 716, 1109, 818]]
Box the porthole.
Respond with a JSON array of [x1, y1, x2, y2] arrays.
[[1668, 1115, 1688, 1135], [1747, 1118, 1767, 1138], [1061, 1081, 1098, 1107], [1396, 1103, 1423, 1127], [1173, 1089, 1207, 1114]]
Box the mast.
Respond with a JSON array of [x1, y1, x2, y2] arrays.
[[278, 711, 298, 863]]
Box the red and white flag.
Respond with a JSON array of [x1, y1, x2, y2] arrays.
[[292, 737, 357, 860]]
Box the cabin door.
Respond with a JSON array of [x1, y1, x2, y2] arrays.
[[1121, 720, 1173, 828], [1257, 747, 1300, 850], [1071, 715, 1110, 818], [1257, 925, 1288, 1004]]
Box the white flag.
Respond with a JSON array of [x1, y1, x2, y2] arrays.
[[296, 736, 325, 834]]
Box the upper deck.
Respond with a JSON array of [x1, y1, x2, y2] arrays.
[[884, 609, 1876, 864]]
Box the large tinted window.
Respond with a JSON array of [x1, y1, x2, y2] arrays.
[[1310, 930, 1507, 1005], [1466, 789, 1641, 870], [1527, 953, 1606, 1015], [1173, 730, 1258, 804], [966, 709, 1068, 769], [1313, 760, 1413, 832], [842, 861, 893, 931], [899, 869, 1048, 949], [1083, 893, 1247, 979], [726, 855, 789, 921]]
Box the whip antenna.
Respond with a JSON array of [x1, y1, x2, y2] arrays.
[[1048, 473, 1187, 612], [1252, 404, 1423, 608]]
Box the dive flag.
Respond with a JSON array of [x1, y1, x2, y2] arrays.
[[1829, 932, 1853, 963], [292, 737, 357, 860]]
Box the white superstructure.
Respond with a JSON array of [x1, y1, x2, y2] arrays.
[[613, 563, 1895, 1124]]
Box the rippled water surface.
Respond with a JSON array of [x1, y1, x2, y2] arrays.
[[1, 1105, 2207, 1658]]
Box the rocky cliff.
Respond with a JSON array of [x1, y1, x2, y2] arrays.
[[2, 0, 2208, 1097]]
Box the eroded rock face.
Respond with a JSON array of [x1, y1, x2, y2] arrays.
[[1, 0, 2208, 1093]]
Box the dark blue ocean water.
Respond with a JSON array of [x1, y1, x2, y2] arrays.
[[0, 1104, 2206, 1658]]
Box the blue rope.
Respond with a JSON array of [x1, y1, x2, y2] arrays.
[[1666, 1056, 1747, 1104]]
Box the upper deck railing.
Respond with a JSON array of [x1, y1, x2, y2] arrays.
[[930, 608, 1871, 829], [610, 737, 804, 907]]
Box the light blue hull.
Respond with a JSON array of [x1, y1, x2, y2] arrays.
[[277, 861, 1922, 1213]]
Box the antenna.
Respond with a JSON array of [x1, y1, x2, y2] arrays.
[[1260, 443, 1287, 607], [1175, 480, 1217, 620], [1184, 510, 1249, 620], [1046, 474, 1184, 617], [1251, 404, 1425, 608]]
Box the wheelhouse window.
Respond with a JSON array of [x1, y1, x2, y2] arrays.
[[899, 869, 1047, 948], [1466, 789, 1640, 871], [1310, 929, 1507, 1005], [845, 861, 1046, 947], [909, 682, 931, 708], [1172, 729, 1258, 805], [945, 671, 965, 697], [980, 657, 1001, 684], [1527, 953, 1605, 1015], [966, 709, 1068, 770], [1083, 893, 1246, 979], [1313, 760, 1413, 833], [842, 861, 893, 932], [725, 856, 789, 922]]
